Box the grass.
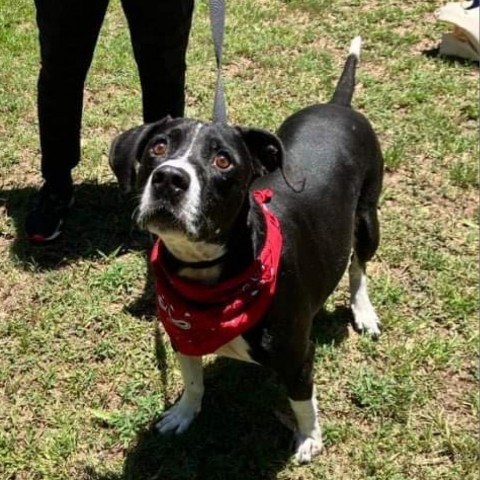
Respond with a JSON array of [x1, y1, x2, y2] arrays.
[[0, 0, 478, 479]]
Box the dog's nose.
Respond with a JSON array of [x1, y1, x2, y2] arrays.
[[151, 166, 190, 197]]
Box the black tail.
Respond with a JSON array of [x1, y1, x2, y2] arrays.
[[330, 36, 362, 107]]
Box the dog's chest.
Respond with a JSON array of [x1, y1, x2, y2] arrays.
[[214, 335, 257, 364]]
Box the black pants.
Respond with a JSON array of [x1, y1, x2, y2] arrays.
[[35, 0, 194, 192]]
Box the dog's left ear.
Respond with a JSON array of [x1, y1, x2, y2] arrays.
[[236, 127, 284, 174], [237, 127, 305, 192], [109, 116, 171, 193]]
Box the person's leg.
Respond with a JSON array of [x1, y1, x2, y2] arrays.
[[27, 0, 109, 242], [35, 0, 109, 193], [121, 0, 194, 122]]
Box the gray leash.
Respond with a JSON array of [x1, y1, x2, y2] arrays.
[[209, 0, 228, 124]]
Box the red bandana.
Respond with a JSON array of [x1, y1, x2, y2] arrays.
[[151, 189, 283, 356]]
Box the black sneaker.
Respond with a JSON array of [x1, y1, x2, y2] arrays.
[[25, 184, 74, 244]]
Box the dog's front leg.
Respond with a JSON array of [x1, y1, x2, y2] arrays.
[[283, 342, 322, 463], [289, 391, 322, 463], [156, 353, 204, 434]]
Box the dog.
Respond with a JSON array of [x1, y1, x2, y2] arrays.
[[109, 37, 383, 463]]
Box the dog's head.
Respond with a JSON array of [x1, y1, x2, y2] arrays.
[[110, 116, 285, 243]]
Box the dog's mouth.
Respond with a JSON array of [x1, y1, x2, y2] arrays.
[[136, 199, 202, 240], [137, 201, 181, 231]]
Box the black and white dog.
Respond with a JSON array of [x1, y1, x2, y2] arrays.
[[110, 37, 383, 463]]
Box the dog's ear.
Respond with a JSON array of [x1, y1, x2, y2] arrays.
[[236, 127, 284, 174], [237, 127, 305, 192], [109, 116, 170, 193]]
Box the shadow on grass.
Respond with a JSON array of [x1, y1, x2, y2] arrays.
[[312, 305, 351, 346], [0, 182, 151, 271], [85, 306, 351, 480], [85, 360, 293, 480], [125, 261, 157, 319], [422, 46, 479, 66]]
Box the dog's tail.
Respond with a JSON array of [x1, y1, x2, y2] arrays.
[[329, 36, 362, 107]]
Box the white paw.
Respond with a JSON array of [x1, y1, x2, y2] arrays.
[[352, 306, 382, 338], [155, 398, 200, 434], [294, 431, 323, 464]]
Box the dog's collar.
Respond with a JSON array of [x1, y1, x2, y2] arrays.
[[151, 188, 282, 356]]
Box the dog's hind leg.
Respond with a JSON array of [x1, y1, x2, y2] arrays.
[[349, 206, 382, 338], [156, 353, 204, 434]]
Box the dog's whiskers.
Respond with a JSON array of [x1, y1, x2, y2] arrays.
[[131, 205, 141, 222]]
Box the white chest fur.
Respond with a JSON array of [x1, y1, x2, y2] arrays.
[[214, 336, 257, 364]]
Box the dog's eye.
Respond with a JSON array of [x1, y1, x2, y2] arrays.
[[213, 152, 232, 170], [150, 140, 168, 157]]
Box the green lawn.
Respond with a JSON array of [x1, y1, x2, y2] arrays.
[[0, 1, 478, 479]]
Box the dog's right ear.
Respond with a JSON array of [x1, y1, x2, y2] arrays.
[[109, 117, 170, 193]]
